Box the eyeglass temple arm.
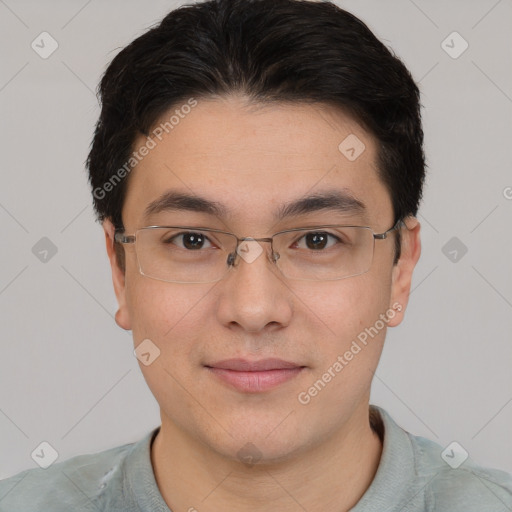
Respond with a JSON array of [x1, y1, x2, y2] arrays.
[[373, 219, 405, 240], [114, 231, 135, 244]]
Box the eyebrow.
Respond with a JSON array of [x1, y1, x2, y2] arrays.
[[142, 189, 367, 222]]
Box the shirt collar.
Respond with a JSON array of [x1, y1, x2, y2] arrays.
[[124, 425, 170, 512], [350, 405, 418, 511]]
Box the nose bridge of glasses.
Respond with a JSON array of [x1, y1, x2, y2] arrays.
[[227, 236, 278, 267]]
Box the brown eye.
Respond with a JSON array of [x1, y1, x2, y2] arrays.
[[294, 232, 341, 251], [165, 232, 214, 250]]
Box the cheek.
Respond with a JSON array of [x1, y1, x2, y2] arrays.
[[291, 274, 394, 436], [125, 270, 215, 351], [125, 278, 212, 396], [297, 272, 391, 346], [295, 272, 393, 393]]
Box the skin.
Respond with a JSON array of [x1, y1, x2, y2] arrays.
[[103, 94, 421, 512]]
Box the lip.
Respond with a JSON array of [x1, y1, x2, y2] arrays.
[[205, 358, 305, 393], [207, 358, 302, 371]]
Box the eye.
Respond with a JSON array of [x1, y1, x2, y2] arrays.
[[165, 231, 215, 250], [293, 231, 342, 251]]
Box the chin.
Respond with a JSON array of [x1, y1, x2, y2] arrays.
[[205, 419, 308, 467]]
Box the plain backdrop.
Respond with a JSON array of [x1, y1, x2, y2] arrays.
[[1, 0, 511, 480]]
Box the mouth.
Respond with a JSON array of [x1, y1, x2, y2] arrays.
[[204, 358, 306, 393]]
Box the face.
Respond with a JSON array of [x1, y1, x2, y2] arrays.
[[104, 95, 420, 463]]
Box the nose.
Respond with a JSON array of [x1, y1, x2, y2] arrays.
[[215, 239, 293, 333]]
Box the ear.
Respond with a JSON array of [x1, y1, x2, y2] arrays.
[[103, 219, 132, 331], [387, 216, 421, 327]]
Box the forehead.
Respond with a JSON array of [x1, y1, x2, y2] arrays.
[[122, 96, 393, 230]]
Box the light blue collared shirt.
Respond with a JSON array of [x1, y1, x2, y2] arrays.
[[1, 405, 511, 511]]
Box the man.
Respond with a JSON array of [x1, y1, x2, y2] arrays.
[[1, 0, 511, 510]]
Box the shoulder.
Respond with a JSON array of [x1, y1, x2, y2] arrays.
[[370, 405, 512, 511], [408, 431, 512, 511], [0, 439, 136, 512]]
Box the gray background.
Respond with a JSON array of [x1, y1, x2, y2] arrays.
[[0, 0, 511, 480]]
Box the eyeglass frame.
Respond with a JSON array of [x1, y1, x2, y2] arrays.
[[113, 219, 404, 283]]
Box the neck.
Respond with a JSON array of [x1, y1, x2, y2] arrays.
[[151, 403, 383, 512]]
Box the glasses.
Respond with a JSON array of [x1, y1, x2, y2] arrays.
[[114, 221, 402, 284]]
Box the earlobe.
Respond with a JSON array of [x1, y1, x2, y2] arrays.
[[103, 219, 132, 331], [387, 217, 421, 328]]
